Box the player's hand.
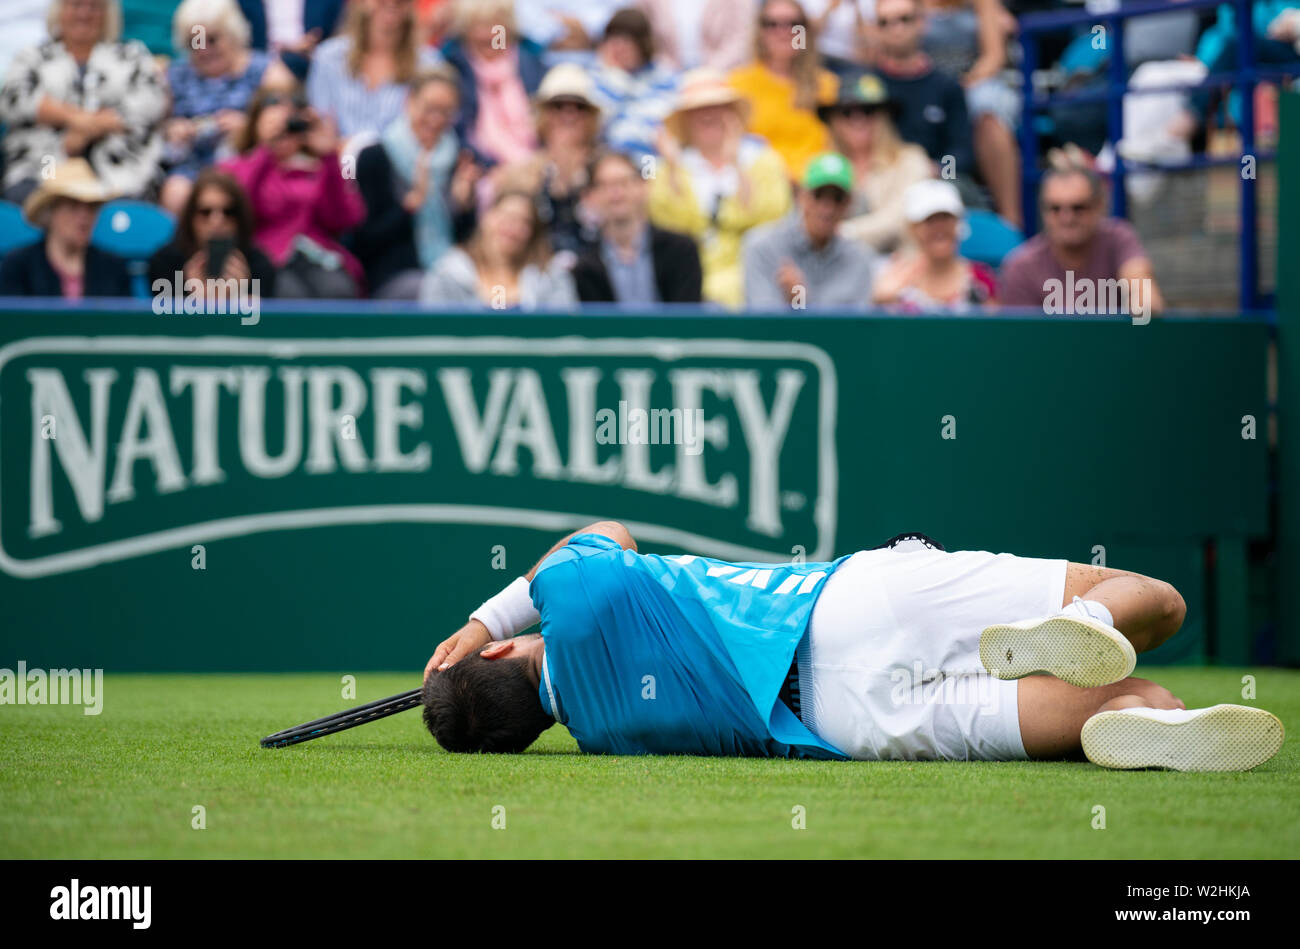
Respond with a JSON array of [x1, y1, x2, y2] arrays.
[[424, 619, 492, 681]]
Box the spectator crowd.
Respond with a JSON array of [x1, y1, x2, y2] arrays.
[[0, 0, 1293, 311]]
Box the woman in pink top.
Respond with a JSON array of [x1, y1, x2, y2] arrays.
[[221, 87, 367, 298]]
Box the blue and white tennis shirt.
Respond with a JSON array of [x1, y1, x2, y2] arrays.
[[529, 533, 851, 759]]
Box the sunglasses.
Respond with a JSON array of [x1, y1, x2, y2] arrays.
[[760, 17, 804, 29], [545, 99, 594, 113], [811, 186, 850, 205], [1044, 201, 1093, 215], [196, 205, 234, 219], [877, 13, 917, 27], [830, 105, 881, 120]]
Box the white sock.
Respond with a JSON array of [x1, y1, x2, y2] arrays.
[[1059, 596, 1115, 629]]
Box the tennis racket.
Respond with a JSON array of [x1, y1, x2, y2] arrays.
[[260, 688, 423, 748]]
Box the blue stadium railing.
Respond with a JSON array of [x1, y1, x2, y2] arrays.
[[1017, 0, 1300, 313]]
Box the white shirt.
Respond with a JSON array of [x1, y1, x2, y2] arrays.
[[266, 0, 307, 50], [671, 0, 707, 69], [680, 136, 767, 214], [802, 0, 876, 63]]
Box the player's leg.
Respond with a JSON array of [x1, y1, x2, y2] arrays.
[[1060, 563, 1186, 653], [980, 563, 1186, 688], [1017, 675, 1185, 759], [1019, 675, 1285, 771]]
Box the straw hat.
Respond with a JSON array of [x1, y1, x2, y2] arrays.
[[22, 158, 118, 228], [535, 62, 602, 112], [663, 69, 752, 143]]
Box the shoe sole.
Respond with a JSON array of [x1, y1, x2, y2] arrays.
[[1081, 703, 1285, 772], [979, 616, 1136, 687]]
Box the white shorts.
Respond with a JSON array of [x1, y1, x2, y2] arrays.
[[800, 548, 1068, 761]]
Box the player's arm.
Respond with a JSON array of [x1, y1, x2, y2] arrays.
[[423, 521, 636, 680], [523, 520, 636, 581]]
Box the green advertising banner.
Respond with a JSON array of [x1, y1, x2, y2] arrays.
[[0, 308, 1271, 671]]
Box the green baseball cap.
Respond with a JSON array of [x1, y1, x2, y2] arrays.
[[801, 152, 854, 193]]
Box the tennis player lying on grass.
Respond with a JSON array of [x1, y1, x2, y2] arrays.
[[421, 521, 1284, 770]]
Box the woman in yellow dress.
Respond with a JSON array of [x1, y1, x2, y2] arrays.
[[649, 70, 792, 308], [726, 0, 838, 181]]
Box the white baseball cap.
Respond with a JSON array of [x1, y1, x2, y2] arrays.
[[903, 179, 964, 223]]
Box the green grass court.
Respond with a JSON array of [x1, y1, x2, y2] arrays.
[[3, 668, 1297, 859]]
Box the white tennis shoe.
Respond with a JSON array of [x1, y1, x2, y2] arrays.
[[1081, 703, 1284, 771], [980, 607, 1137, 688]]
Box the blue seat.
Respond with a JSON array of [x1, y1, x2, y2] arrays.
[[961, 209, 1025, 268], [90, 200, 176, 298], [91, 200, 175, 260], [0, 201, 42, 257]]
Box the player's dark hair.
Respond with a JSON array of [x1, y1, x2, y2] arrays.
[[421, 653, 554, 753]]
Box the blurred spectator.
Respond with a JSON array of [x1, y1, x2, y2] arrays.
[[1198, 2, 1300, 72], [872, 178, 996, 310], [1196, 2, 1300, 129], [149, 167, 278, 297], [236, 0, 347, 82], [574, 149, 702, 303], [803, 0, 876, 77], [0, 158, 131, 297], [306, 0, 440, 143], [515, 0, 624, 65], [440, 0, 546, 166], [494, 64, 604, 258], [819, 72, 933, 253], [648, 69, 792, 307], [0, 1, 49, 79], [1048, 1, 1201, 158], [922, 0, 1022, 226], [999, 166, 1164, 311], [1, 0, 167, 203], [588, 8, 681, 159], [222, 87, 366, 297], [638, 0, 756, 72], [728, 0, 838, 179], [871, 0, 975, 180], [416, 0, 454, 48], [420, 188, 578, 308], [743, 151, 878, 308], [354, 69, 481, 299], [1056, 0, 1199, 77], [161, 0, 271, 215]]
